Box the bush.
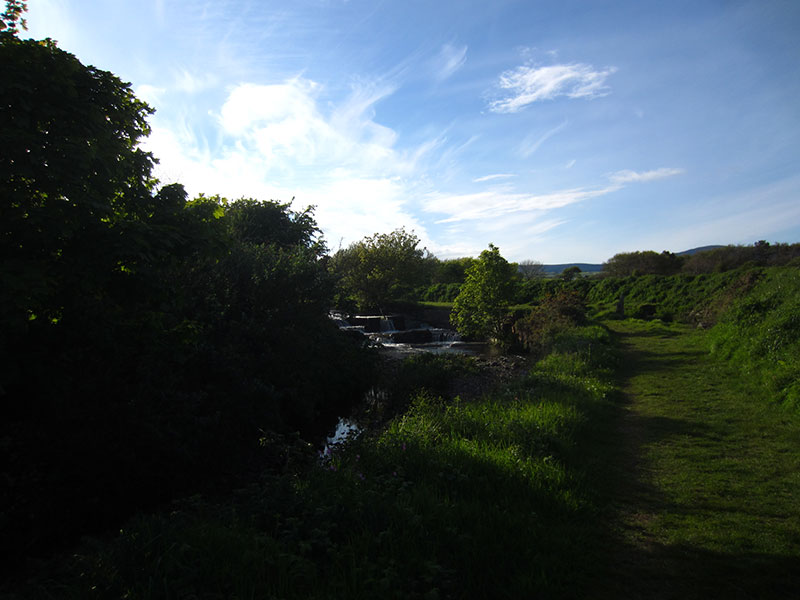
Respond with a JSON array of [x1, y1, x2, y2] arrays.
[[513, 290, 587, 355]]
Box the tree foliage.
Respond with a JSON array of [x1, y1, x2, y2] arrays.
[[0, 0, 26, 34], [513, 289, 587, 354], [450, 244, 518, 340], [682, 242, 800, 274], [329, 228, 431, 310], [560, 265, 582, 281], [432, 256, 478, 284], [1, 33, 375, 567], [602, 250, 683, 277]]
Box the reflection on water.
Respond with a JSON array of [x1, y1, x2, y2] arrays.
[[320, 418, 362, 459]]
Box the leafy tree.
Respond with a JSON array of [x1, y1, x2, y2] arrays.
[[1, 31, 376, 567], [451, 244, 518, 341], [330, 228, 431, 310], [433, 256, 478, 284], [0, 0, 26, 34], [602, 250, 683, 277], [560, 265, 582, 281]]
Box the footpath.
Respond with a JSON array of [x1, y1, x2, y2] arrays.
[[596, 320, 800, 600]]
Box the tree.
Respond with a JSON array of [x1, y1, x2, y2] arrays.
[[433, 256, 478, 284], [1, 30, 377, 565], [518, 259, 546, 280], [560, 265, 582, 281], [602, 250, 683, 277], [330, 228, 431, 310], [0, 34, 162, 334], [451, 244, 518, 341], [0, 0, 26, 35]]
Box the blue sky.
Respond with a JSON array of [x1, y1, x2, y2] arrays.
[[27, 0, 800, 263]]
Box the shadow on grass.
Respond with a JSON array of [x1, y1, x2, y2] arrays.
[[597, 538, 800, 600], [590, 321, 800, 599]]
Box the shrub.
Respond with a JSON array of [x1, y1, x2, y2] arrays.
[[513, 290, 587, 354]]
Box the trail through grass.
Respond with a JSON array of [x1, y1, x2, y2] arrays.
[[598, 320, 800, 599]]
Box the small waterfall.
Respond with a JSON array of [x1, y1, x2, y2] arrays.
[[429, 328, 461, 343], [329, 311, 477, 355]]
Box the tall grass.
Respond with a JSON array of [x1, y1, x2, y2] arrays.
[[709, 267, 800, 409]]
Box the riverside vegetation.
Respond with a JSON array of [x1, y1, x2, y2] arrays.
[[7, 265, 799, 598], [3, 6, 800, 598]]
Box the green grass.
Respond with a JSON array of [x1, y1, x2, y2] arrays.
[[417, 300, 454, 309], [596, 319, 800, 599]]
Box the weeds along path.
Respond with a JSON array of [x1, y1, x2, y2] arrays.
[[597, 320, 800, 599]]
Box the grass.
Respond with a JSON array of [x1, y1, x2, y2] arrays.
[[596, 319, 800, 599]]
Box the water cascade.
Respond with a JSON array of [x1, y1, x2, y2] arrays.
[[329, 312, 475, 355]]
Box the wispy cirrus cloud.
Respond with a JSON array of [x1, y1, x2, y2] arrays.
[[489, 62, 617, 113], [425, 165, 685, 226], [472, 173, 516, 183], [424, 185, 619, 224], [609, 167, 684, 184], [433, 43, 468, 81], [519, 119, 569, 157]]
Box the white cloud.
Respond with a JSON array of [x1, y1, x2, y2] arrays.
[[142, 76, 432, 250], [473, 173, 516, 183], [489, 63, 617, 113], [174, 69, 219, 94], [425, 165, 683, 229], [135, 84, 166, 107], [609, 167, 684, 184], [424, 185, 619, 224], [434, 43, 468, 81], [518, 119, 568, 158]]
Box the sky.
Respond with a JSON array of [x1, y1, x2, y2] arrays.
[[26, 0, 800, 263]]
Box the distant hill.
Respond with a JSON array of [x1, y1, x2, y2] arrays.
[[541, 246, 726, 276], [676, 245, 725, 256]]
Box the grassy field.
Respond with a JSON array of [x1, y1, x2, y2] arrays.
[[595, 319, 800, 599]]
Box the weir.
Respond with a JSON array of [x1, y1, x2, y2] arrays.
[[329, 312, 476, 355]]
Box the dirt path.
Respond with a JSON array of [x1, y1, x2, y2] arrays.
[[596, 320, 800, 599]]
